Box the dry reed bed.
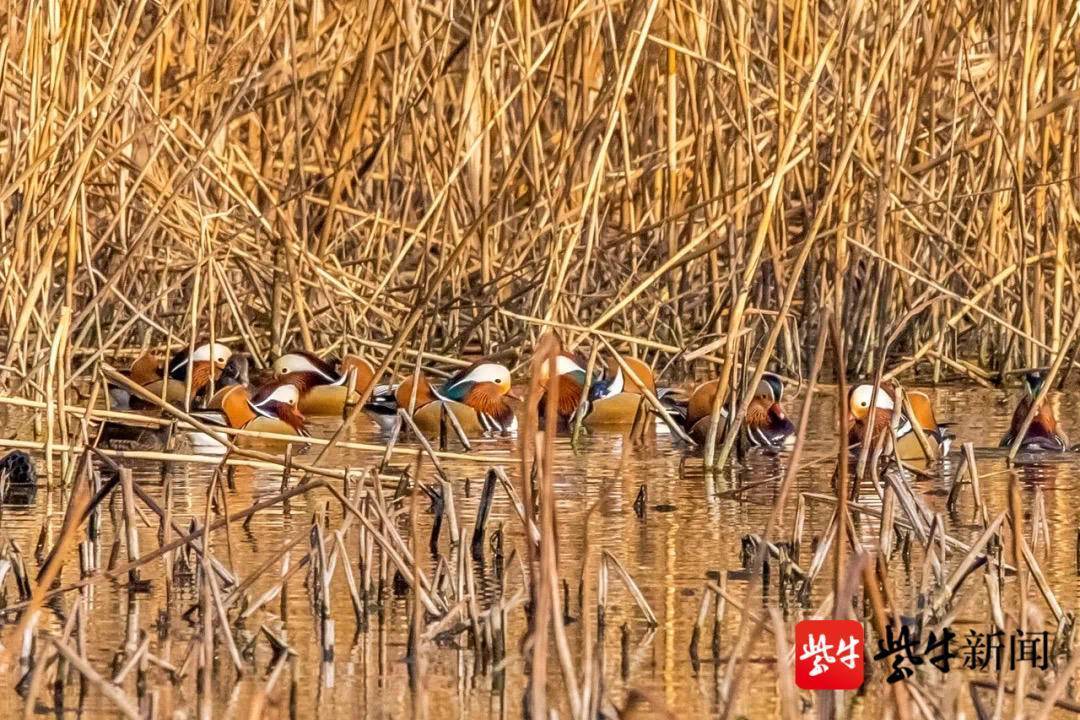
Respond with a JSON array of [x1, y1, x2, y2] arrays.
[[0, 357, 1076, 718], [2, 0, 1080, 717], [1, 0, 1078, 387]]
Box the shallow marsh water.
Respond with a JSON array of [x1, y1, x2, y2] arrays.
[[0, 385, 1078, 718]]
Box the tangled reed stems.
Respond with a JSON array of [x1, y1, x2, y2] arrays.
[[2, 0, 1080, 718], [1, 0, 1078, 393]]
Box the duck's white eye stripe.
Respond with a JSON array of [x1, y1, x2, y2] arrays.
[[192, 343, 232, 362], [449, 363, 511, 390], [263, 385, 300, 404], [274, 354, 338, 381]]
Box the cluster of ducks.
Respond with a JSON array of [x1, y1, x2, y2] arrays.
[[847, 370, 1070, 456], [103, 342, 1069, 458]]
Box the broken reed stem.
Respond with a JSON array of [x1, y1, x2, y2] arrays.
[[601, 552, 658, 627], [50, 634, 140, 720]]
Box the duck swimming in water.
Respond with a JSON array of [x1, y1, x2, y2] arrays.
[[661, 372, 796, 449], [189, 381, 308, 450], [365, 362, 517, 436], [534, 352, 595, 427], [532, 350, 656, 428], [109, 343, 233, 409], [271, 351, 376, 415], [98, 370, 303, 452], [848, 382, 953, 460], [1000, 371, 1068, 452]]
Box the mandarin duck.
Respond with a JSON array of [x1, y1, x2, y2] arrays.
[[189, 381, 308, 451], [848, 382, 953, 460], [365, 362, 517, 436], [271, 351, 376, 415], [534, 352, 595, 427], [1000, 371, 1067, 452], [661, 372, 796, 449], [109, 342, 233, 410]]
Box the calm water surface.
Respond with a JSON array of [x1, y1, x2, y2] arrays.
[[0, 385, 1078, 718]]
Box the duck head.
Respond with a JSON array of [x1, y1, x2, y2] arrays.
[[537, 354, 591, 387], [219, 353, 250, 388], [849, 383, 895, 422], [757, 373, 784, 403], [193, 342, 232, 370], [439, 363, 517, 428], [440, 363, 514, 402], [250, 382, 307, 434], [748, 372, 795, 442], [169, 342, 232, 377], [1024, 370, 1047, 398], [166, 342, 232, 393], [273, 351, 342, 384], [534, 352, 604, 422]]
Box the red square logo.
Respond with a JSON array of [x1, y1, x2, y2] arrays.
[[795, 620, 865, 690]]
